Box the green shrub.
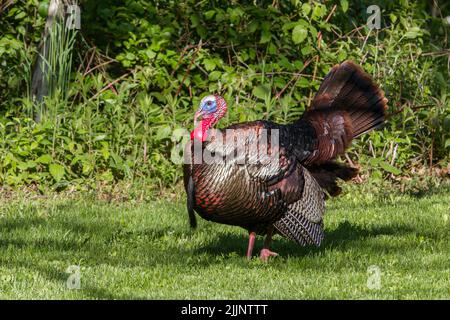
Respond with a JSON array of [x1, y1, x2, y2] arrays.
[[0, 0, 448, 194]]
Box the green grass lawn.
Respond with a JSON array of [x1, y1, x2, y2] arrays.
[[0, 188, 448, 299]]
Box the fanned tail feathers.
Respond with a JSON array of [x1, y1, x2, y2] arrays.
[[275, 60, 387, 247], [303, 60, 388, 164]]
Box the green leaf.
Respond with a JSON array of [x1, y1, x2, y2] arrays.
[[404, 27, 422, 39], [297, 77, 310, 88], [248, 20, 259, 33], [145, 49, 156, 59], [190, 14, 200, 27], [18, 162, 29, 171], [93, 134, 107, 142], [389, 13, 397, 23], [260, 29, 271, 44], [36, 154, 52, 164], [82, 161, 93, 175], [368, 157, 381, 166], [301, 45, 313, 56], [260, 21, 271, 44], [204, 10, 216, 20], [302, 3, 311, 16], [292, 25, 308, 44], [203, 59, 216, 71], [26, 161, 37, 169], [337, 50, 347, 61], [196, 25, 207, 38], [125, 52, 136, 60], [379, 161, 402, 175], [155, 126, 172, 140], [15, 11, 26, 20], [49, 164, 65, 182], [253, 85, 271, 100], [98, 170, 114, 182], [209, 71, 221, 81], [340, 0, 349, 13], [312, 4, 326, 21], [38, 3, 49, 17], [445, 138, 450, 149]]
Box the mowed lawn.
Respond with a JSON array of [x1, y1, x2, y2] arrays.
[[0, 188, 448, 299]]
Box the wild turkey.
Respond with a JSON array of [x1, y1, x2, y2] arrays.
[[183, 60, 388, 261]]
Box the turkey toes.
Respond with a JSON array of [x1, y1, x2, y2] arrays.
[[260, 248, 278, 262]]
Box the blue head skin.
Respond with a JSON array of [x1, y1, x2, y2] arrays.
[[195, 95, 217, 124], [192, 95, 226, 141]]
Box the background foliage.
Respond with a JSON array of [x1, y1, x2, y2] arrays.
[[0, 0, 449, 197]]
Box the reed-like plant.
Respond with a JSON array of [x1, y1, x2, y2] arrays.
[[39, 17, 78, 121]]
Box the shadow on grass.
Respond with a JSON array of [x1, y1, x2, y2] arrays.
[[380, 181, 450, 199], [0, 216, 419, 265], [194, 221, 417, 258], [0, 210, 427, 299], [0, 216, 47, 231], [406, 185, 450, 199]]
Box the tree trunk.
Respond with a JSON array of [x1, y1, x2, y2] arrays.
[[31, 0, 63, 122]]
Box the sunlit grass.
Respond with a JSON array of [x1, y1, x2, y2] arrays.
[[0, 187, 448, 299]]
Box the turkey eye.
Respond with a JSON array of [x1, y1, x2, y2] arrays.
[[207, 101, 212, 106]]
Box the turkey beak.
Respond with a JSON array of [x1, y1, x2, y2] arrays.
[[194, 110, 205, 126]]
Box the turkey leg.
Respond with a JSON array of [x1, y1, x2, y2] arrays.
[[260, 227, 278, 261], [246, 231, 256, 259]]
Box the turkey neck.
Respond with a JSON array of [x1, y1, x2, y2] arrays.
[[191, 118, 214, 142]]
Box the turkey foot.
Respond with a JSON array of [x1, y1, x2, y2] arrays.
[[260, 226, 277, 261], [260, 248, 278, 262]]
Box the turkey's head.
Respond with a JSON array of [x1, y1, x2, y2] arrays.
[[191, 95, 227, 142]]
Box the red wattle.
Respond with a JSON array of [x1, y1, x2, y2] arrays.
[[191, 119, 211, 142]]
